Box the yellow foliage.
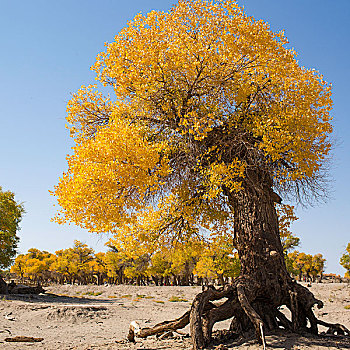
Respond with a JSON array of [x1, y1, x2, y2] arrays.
[[276, 204, 300, 253], [287, 250, 325, 280], [194, 232, 240, 280], [340, 243, 350, 277], [11, 249, 56, 281], [53, 116, 170, 233], [52, 1, 333, 257]]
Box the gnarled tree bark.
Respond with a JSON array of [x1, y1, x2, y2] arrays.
[[127, 177, 349, 349]]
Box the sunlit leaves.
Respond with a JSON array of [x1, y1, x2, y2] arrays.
[[53, 0, 333, 247], [53, 117, 170, 233]]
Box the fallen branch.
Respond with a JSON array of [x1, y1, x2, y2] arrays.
[[5, 336, 44, 342]]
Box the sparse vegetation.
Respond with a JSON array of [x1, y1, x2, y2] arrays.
[[169, 295, 188, 302], [82, 291, 102, 296]]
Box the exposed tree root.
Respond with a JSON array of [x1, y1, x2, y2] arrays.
[[317, 319, 350, 336], [237, 283, 266, 349], [128, 311, 191, 342], [127, 280, 349, 349]]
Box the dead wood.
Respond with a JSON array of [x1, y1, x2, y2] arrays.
[[128, 310, 190, 342], [5, 336, 44, 342], [9, 285, 45, 295]]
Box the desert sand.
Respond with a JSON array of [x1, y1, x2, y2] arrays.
[[0, 282, 349, 349]]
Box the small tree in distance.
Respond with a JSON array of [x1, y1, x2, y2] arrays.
[[340, 243, 350, 278], [53, 0, 349, 347], [0, 186, 24, 270], [0, 186, 24, 293]]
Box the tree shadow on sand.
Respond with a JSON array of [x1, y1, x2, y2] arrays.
[[3, 293, 115, 305], [218, 329, 350, 349]]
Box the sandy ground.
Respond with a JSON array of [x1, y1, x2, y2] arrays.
[[0, 282, 349, 349]]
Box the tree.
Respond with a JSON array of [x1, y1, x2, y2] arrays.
[[309, 254, 326, 282], [53, 240, 95, 284], [340, 243, 350, 278], [287, 251, 325, 282], [0, 186, 24, 269], [11, 254, 27, 282], [90, 252, 108, 285], [0, 186, 24, 293], [17, 249, 56, 284], [52, 0, 348, 347]]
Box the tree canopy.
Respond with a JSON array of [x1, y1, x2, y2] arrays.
[[53, 0, 332, 246], [0, 186, 24, 269]]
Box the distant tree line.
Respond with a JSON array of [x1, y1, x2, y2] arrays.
[[8, 204, 336, 286], [9, 237, 328, 286], [10, 240, 240, 286]]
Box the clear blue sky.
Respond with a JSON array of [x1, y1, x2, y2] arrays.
[[1, 0, 349, 274]]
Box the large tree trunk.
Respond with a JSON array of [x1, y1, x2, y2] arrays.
[[219, 183, 294, 343], [127, 180, 350, 348], [232, 181, 290, 305], [188, 182, 347, 348]]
